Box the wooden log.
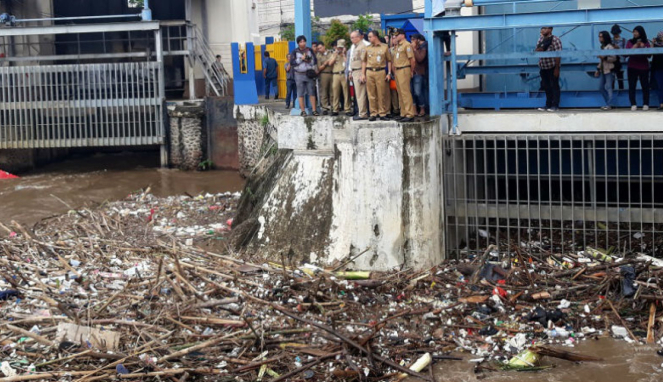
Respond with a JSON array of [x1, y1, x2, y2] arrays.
[[647, 302, 656, 344]]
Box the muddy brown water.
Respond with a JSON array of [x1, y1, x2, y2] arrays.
[[404, 340, 661, 382], [3, 154, 663, 381], [0, 152, 245, 226]]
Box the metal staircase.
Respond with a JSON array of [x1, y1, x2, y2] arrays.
[[188, 24, 229, 97]]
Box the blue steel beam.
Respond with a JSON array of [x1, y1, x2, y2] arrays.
[[448, 47, 663, 62], [463, 0, 574, 6], [381, 13, 422, 31], [459, 63, 598, 77], [425, 5, 663, 31], [458, 91, 661, 109], [426, 1, 446, 117]]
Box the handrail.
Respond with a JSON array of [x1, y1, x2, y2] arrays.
[[189, 23, 229, 96]]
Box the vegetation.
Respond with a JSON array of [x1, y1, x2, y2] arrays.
[[322, 19, 350, 49], [352, 13, 373, 33], [260, 114, 270, 127], [279, 14, 321, 42], [198, 160, 214, 171], [280, 24, 295, 42]]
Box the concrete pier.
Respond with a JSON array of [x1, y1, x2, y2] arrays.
[[234, 103, 447, 271]]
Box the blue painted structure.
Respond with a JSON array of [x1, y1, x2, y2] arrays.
[[231, 42, 258, 105], [381, 13, 424, 39], [281, 0, 663, 129], [421, 0, 663, 133]]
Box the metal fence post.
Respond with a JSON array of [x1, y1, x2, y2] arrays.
[[155, 28, 168, 168]]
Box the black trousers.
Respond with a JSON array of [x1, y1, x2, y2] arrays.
[[627, 67, 650, 106], [615, 70, 625, 90], [540, 68, 561, 108]]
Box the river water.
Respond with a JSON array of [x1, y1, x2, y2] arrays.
[[2, 153, 662, 381], [420, 340, 662, 382], [0, 152, 245, 226]]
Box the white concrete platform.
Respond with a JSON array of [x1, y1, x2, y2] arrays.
[[458, 109, 663, 133]]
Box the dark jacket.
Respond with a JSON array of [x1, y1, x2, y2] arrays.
[[290, 47, 318, 73], [413, 41, 428, 76]]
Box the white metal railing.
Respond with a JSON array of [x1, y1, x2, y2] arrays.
[[0, 62, 163, 148]]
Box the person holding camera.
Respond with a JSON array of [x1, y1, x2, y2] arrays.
[[535, 26, 562, 112], [290, 35, 319, 116], [626, 26, 651, 111], [316, 43, 334, 115], [329, 40, 353, 116]]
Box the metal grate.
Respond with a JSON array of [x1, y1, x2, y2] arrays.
[[0, 62, 163, 149], [442, 134, 663, 258]]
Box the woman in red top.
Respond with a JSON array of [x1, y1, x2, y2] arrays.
[[625, 26, 651, 111]]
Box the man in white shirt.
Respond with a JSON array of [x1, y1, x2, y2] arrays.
[[347, 30, 371, 119], [346, 30, 370, 78]]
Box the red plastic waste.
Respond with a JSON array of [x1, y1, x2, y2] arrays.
[[0, 170, 18, 179]]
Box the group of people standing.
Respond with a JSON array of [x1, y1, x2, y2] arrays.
[[537, 24, 663, 112], [281, 29, 429, 122]]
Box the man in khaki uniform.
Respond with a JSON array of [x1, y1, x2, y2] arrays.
[[349, 31, 369, 120], [362, 30, 392, 121], [388, 36, 400, 117], [316, 43, 333, 115], [392, 29, 416, 122], [329, 40, 353, 116]]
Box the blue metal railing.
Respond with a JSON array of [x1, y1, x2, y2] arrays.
[[423, 0, 663, 133]]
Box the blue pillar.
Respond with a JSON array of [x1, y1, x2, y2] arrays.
[[450, 31, 458, 133], [292, 0, 312, 116], [231, 42, 259, 105], [425, 0, 444, 116], [295, 0, 311, 43]]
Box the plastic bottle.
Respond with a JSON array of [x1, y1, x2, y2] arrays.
[[585, 247, 613, 263]]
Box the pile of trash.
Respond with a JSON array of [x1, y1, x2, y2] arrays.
[[0, 192, 662, 381]]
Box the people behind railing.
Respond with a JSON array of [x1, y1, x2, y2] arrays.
[[611, 25, 626, 90], [595, 31, 617, 111], [276, 24, 663, 117], [653, 32, 663, 111], [535, 27, 563, 112], [626, 26, 651, 111]]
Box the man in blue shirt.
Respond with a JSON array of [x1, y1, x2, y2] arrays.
[[263, 52, 279, 100]]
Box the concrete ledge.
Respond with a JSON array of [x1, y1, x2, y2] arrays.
[[458, 110, 663, 133], [235, 105, 446, 271]]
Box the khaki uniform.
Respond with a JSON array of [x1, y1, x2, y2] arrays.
[[350, 43, 368, 118], [390, 89, 399, 113], [330, 52, 351, 113], [393, 40, 416, 118], [363, 43, 392, 117], [316, 51, 333, 111], [389, 44, 399, 114]]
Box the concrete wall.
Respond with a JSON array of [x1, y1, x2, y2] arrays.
[[0, 0, 55, 65], [235, 105, 446, 271], [457, 110, 663, 133], [0, 148, 69, 174], [206, 97, 240, 170], [167, 97, 240, 171]]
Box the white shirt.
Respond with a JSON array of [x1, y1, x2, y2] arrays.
[[346, 39, 370, 76], [433, 0, 446, 17]]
